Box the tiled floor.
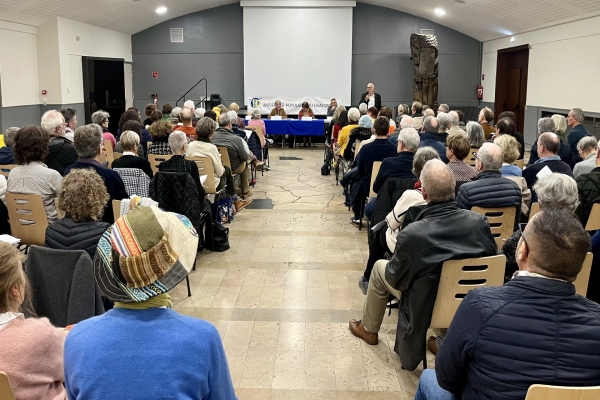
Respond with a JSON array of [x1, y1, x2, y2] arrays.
[[171, 145, 432, 399]]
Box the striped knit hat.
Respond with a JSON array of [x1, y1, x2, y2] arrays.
[[94, 206, 199, 303]]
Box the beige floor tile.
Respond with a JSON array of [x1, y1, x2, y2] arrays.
[[277, 321, 306, 352], [327, 271, 350, 289], [328, 288, 354, 310], [285, 270, 308, 287], [283, 286, 307, 309], [333, 351, 369, 391], [243, 269, 268, 287], [221, 268, 248, 287], [362, 350, 402, 391], [190, 286, 219, 308], [225, 349, 247, 387], [272, 351, 305, 389], [223, 321, 254, 351], [236, 285, 264, 308], [240, 350, 276, 389], [307, 270, 329, 287], [304, 322, 334, 352], [304, 351, 336, 390], [211, 286, 241, 308], [249, 321, 280, 351], [211, 320, 230, 339], [331, 323, 362, 352], [306, 287, 330, 309], [199, 268, 227, 286], [259, 286, 285, 309], [264, 270, 287, 287], [269, 248, 290, 262]]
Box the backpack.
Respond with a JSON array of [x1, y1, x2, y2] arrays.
[[321, 163, 331, 175]]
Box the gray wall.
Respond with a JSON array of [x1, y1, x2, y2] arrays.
[[1, 103, 84, 132]]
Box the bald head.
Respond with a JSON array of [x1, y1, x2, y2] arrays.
[[180, 108, 193, 125], [477, 142, 503, 171], [538, 132, 560, 156], [448, 111, 460, 127], [423, 116, 438, 133], [420, 159, 455, 203], [400, 115, 414, 129], [367, 83, 375, 94]]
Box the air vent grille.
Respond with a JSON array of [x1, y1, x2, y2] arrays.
[[421, 29, 435, 35], [170, 28, 183, 43]]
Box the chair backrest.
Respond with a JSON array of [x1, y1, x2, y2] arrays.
[[113, 152, 123, 160], [471, 206, 517, 248], [0, 372, 15, 400], [148, 154, 172, 175], [573, 252, 593, 296], [216, 146, 232, 169], [513, 159, 524, 170], [369, 161, 382, 198], [185, 156, 217, 194], [525, 384, 600, 400], [246, 126, 265, 148], [529, 202, 540, 221], [465, 148, 478, 166], [0, 164, 16, 178], [112, 200, 121, 220], [354, 141, 363, 160], [585, 203, 600, 231], [103, 139, 114, 166], [430, 255, 506, 329], [5, 192, 49, 246]]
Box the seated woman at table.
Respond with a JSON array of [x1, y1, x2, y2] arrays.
[[268, 100, 287, 119], [298, 102, 315, 147]]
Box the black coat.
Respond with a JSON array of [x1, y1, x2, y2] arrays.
[[45, 217, 109, 259], [343, 127, 372, 161], [111, 155, 153, 178], [45, 137, 78, 176], [523, 158, 573, 190], [386, 201, 497, 370], [358, 92, 382, 110], [436, 276, 600, 399]]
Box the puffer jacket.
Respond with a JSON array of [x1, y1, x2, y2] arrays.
[[45, 217, 109, 258], [233, 125, 262, 161], [386, 201, 497, 370], [576, 167, 600, 226], [45, 136, 78, 176], [436, 276, 600, 399], [343, 127, 372, 161]]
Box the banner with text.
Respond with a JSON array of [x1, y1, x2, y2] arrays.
[[248, 96, 338, 116]]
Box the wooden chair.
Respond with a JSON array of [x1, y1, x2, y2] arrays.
[[525, 384, 600, 400], [103, 139, 114, 167], [513, 159, 524, 170], [465, 148, 478, 166], [216, 146, 232, 170], [148, 154, 172, 175], [246, 126, 269, 172], [354, 141, 363, 161], [113, 152, 123, 161], [573, 252, 593, 296], [529, 202, 540, 221], [112, 200, 121, 220], [472, 206, 517, 248], [369, 161, 382, 198], [5, 192, 49, 247], [0, 164, 16, 178], [185, 156, 222, 195], [585, 203, 600, 231], [0, 372, 15, 400]]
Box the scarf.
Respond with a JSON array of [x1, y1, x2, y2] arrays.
[[114, 293, 172, 310], [414, 180, 422, 190]]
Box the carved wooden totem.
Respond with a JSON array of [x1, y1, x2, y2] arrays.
[[410, 33, 439, 110]]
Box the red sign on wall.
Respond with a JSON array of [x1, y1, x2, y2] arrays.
[[152, 72, 158, 78]]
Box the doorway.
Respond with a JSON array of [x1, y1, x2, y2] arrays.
[[82, 57, 125, 133], [494, 45, 529, 133]]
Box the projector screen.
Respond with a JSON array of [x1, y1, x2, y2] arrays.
[[243, 6, 353, 110]]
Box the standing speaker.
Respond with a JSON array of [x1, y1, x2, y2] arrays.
[[210, 93, 222, 108]]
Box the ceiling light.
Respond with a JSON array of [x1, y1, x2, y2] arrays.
[[434, 8, 446, 15], [510, 37, 515, 42], [156, 6, 167, 14]]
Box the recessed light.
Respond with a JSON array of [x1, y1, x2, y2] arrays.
[[156, 6, 167, 14], [434, 8, 446, 16], [510, 37, 515, 42]]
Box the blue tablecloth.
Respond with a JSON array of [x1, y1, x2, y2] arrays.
[[263, 119, 325, 136]]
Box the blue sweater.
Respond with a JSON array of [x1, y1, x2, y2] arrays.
[[372, 151, 415, 194], [419, 132, 449, 163], [567, 124, 591, 163], [64, 308, 237, 400], [357, 139, 398, 193]]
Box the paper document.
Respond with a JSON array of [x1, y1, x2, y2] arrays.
[[301, 117, 313, 121], [0, 234, 20, 245], [244, 129, 253, 140], [245, 116, 251, 120], [271, 116, 282, 120], [200, 175, 208, 184], [536, 165, 553, 179]]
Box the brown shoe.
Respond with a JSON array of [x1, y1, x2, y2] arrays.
[[234, 198, 253, 212], [349, 319, 378, 345], [427, 336, 438, 356], [243, 190, 253, 197]]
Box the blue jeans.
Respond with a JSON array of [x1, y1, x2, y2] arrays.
[[414, 369, 455, 400]]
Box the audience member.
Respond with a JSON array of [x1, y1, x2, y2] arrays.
[[494, 117, 524, 159], [456, 110, 466, 130], [349, 159, 497, 371], [117, 109, 152, 150], [420, 209, 600, 400], [0, 127, 18, 164], [228, 102, 246, 127], [411, 101, 424, 130], [247, 108, 267, 146], [162, 103, 173, 119], [396, 104, 410, 125], [111, 131, 153, 178], [527, 117, 574, 168], [337, 108, 360, 158], [46, 168, 110, 258], [446, 133, 477, 183], [576, 146, 600, 226], [389, 115, 415, 146], [372, 128, 419, 194], [344, 115, 373, 161], [91, 110, 116, 149], [0, 242, 67, 400], [466, 121, 485, 148], [437, 103, 449, 114], [436, 112, 450, 143], [42, 110, 78, 176], [268, 99, 287, 119], [574, 136, 599, 178], [150, 110, 163, 125], [65, 124, 128, 224], [147, 120, 173, 155], [8, 126, 62, 221], [567, 107, 590, 163], [229, 110, 263, 170], [524, 132, 573, 190], [64, 207, 237, 399], [552, 113, 569, 145], [494, 134, 522, 177], [423, 108, 435, 118], [332, 109, 348, 144], [478, 107, 495, 137], [446, 111, 466, 136], [60, 107, 78, 142], [419, 116, 448, 163], [194, 107, 205, 120], [497, 111, 523, 154], [174, 108, 197, 142], [143, 103, 155, 127], [366, 106, 378, 120], [171, 106, 182, 121], [115, 120, 145, 157]]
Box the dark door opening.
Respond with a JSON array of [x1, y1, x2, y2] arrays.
[[82, 57, 125, 134], [494, 45, 529, 134]]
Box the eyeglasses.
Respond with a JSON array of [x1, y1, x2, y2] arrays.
[[518, 222, 528, 250], [472, 151, 479, 160]]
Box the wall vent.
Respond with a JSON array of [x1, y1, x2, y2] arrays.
[[421, 29, 435, 35], [170, 28, 184, 43]]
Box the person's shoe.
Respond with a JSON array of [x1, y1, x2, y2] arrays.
[[350, 217, 361, 227], [234, 198, 253, 212], [267, 138, 274, 145], [358, 276, 368, 295], [349, 319, 378, 345], [427, 336, 439, 356], [249, 179, 257, 186], [243, 190, 253, 197]]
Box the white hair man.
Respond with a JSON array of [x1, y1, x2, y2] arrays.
[[194, 108, 205, 120], [358, 103, 368, 116], [0, 127, 18, 164], [437, 103, 449, 114], [567, 107, 590, 163], [574, 136, 599, 178], [447, 111, 466, 136], [372, 128, 420, 194], [389, 115, 414, 146], [359, 82, 381, 109], [41, 110, 78, 176], [183, 100, 195, 113]]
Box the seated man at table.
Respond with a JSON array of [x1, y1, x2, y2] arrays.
[[268, 100, 287, 119]]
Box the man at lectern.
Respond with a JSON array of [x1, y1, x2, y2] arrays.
[[359, 83, 381, 110]]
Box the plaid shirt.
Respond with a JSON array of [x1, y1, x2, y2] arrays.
[[449, 160, 477, 182], [147, 141, 172, 155]]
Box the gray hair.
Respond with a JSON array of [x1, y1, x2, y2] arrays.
[[218, 112, 232, 127], [423, 109, 435, 118], [420, 159, 455, 202], [466, 121, 485, 148], [91, 110, 110, 126], [251, 108, 261, 119], [578, 136, 598, 153], [196, 117, 215, 140], [195, 108, 205, 119], [438, 104, 449, 113], [4, 127, 19, 146], [73, 124, 102, 159], [423, 116, 438, 132], [537, 117, 556, 135], [398, 128, 420, 152], [171, 107, 182, 118], [168, 131, 187, 153], [437, 112, 450, 131], [60, 107, 77, 125], [412, 146, 441, 177], [400, 115, 414, 129], [571, 108, 585, 123], [227, 111, 238, 125], [448, 111, 460, 127], [41, 110, 64, 132], [183, 100, 195, 111], [120, 130, 140, 151], [332, 105, 346, 121], [348, 108, 360, 123], [551, 114, 567, 134], [533, 173, 579, 212], [275, 100, 282, 106], [358, 103, 368, 115], [477, 142, 503, 171], [398, 104, 410, 115]]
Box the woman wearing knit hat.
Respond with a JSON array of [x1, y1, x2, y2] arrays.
[[63, 207, 236, 399]]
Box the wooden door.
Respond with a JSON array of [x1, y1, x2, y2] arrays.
[[494, 45, 529, 133]]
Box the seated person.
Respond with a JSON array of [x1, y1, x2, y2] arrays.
[[115, 120, 145, 158], [65, 124, 128, 224], [494, 117, 525, 159], [110, 130, 153, 178], [446, 133, 477, 183], [158, 131, 203, 200], [420, 209, 600, 400], [576, 146, 600, 226], [188, 118, 252, 212], [46, 168, 110, 258], [574, 136, 598, 178], [344, 115, 374, 161], [419, 116, 449, 163], [174, 108, 197, 142], [63, 207, 237, 399], [247, 108, 267, 147], [349, 159, 497, 371], [43, 110, 78, 176], [495, 134, 531, 217], [0, 242, 67, 400], [0, 127, 18, 164], [337, 108, 360, 159], [116, 109, 152, 152], [229, 110, 263, 168], [373, 128, 420, 192], [528, 117, 575, 168], [268, 99, 287, 119], [298, 102, 315, 147], [8, 126, 62, 221], [91, 110, 116, 149], [524, 132, 573, 191], [367, 106, 379, 121], [147, 120, 173, 155]]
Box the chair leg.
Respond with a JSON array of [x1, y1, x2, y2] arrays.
[[186, 276, 192, 297]]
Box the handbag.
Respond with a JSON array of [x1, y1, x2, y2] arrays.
[[321, 163, 331, 175], [217, 197, 234, 224], [207, 221, 230, 252]]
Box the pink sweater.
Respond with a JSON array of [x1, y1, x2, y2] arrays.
[[0, 317, 66, 400], [247, 119, 267, 146]]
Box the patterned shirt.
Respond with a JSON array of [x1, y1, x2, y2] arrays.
[[448, 160, 477, 182], [7, 162, 62, 221], [147, 141, 172, 156]]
